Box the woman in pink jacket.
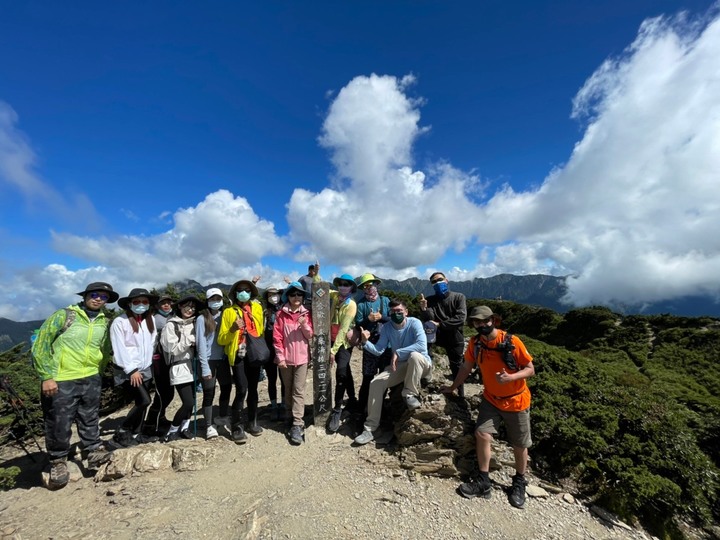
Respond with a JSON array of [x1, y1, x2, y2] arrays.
[[273, 281, 314, 445]]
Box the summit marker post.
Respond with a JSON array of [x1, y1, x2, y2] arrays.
[[311, 281, 332, 426]]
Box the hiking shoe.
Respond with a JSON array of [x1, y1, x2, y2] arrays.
[[180, 429, 195, 440], [214, 415, 231, 427], [112, 430, 139, 448], [508, 474, 528, 509], [205, 425, 219, 440], [232, 426, 248, 444], [163, 430, 181, 443], [289, 425, 304, 446], [459, 479, 492, 499], [49, 460, 69, 489], [86, 448, 113, 469], [134, 433, 159, 444], [353, 430, 375, 445], [327, 410, 342, 432], [405, 395, 422, 410], [246, 422, 264, 436]]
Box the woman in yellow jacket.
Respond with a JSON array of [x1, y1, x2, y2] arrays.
[[327, 274, 359, 433], [217, 278, 265, 443]]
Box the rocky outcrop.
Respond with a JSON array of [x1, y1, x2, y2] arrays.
[[94, 440, 218, 482]]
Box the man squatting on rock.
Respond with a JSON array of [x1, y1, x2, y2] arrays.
[[442, 305, 535, 509]]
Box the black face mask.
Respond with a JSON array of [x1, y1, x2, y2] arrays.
[[477, 323, 494, 336]]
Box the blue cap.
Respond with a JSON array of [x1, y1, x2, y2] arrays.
[[282, 281, 306, 304]]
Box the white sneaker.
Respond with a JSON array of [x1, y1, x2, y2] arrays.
[[214, 416, 230, 427], [206, 425, 219, 440]]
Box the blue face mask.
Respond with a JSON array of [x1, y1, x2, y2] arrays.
[[131, 304, 149, 315], [158, 308, 171, 316], [236, 291, 251, 303], [208, 301, 223, 310], [433, 281, 449, 296]]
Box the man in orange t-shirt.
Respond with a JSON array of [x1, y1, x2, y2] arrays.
[[442, 305, 535, 509]]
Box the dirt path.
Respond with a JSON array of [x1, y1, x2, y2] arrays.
[[0, 352, 652, 540]]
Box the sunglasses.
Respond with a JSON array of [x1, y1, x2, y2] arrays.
[[362, 283, 377, 289], [288, 292, 304, 298], [473, 317, 493, 325], [131, 299, 149, 306], [89, 292, 110, 301], [180, 304, 196, 311], [237, 288, 251, 293], [338, 281, 354, 287], [431, 278, 445, 284]]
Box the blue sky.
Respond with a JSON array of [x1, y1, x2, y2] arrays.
[[1, 1, 719, 320]]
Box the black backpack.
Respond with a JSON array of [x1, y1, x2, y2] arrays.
[[476, 332, 519, 372]]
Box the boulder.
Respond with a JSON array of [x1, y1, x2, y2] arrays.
[[94, 442, 216, 481]]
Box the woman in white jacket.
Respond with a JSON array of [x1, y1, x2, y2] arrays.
[[110, 288, 159, 447], [160, 295, 201, 441]]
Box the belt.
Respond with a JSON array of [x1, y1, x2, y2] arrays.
[[489, 389, 525, 401]]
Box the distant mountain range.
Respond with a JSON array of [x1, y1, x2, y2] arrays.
[[2, 274, 717, 352]]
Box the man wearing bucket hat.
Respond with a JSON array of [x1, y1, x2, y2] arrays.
[[110, 288, 159, 447], [354, 273, 392, 419], [31, 282, 118, 489], [419, 272, 467, 396], [326, 274, 359, 432], [442, 306, 535, 509]]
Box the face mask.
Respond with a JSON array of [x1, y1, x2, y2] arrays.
[[364, 286, 378, 300], [236, 291, 251, 303], [130, 303, 149, 315], [433, 281, 449, 296], [337, 285, 353, 296], [477, 323, 494, 336], [268, 295, 279, 305], [208, 301, 223, 310], [158, 308, 171, 316], [390, 312, 405, 324]]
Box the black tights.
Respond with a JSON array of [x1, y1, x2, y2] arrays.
[[333, 346, 356, 410], [171, 382, 195, 427], [121, 378, 153, 433], [231, 360, 261, 426]]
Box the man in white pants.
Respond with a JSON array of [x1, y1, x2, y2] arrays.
[[354, 299, 433, 445]]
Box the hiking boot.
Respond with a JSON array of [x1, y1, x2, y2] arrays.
[[163, 430, 181, 443], [112, 430, 139, 448], [458, 479, 492, 499], [289, 425, 303, 446], [205, 425, 219, 440], [86, 448, 113, 469], [48, 459, 69, 489], [404, 395, 422, 411], [353, 430, 375, 446], [246, 423, 264, 436], [134, 433, 159, 444], [508, 474, 528, 509], [232, 425, 248, 444], [327, 409, 342, 432], [214, 415, 231, 427]]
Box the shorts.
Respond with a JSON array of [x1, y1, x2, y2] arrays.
[[475, 397, 532, 448]]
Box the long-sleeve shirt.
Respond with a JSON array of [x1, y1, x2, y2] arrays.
[[355, 296, 390, 333], [110, 313, 156, 376], [419, 291, 467, 330], [330, 292, 357, 355], [196, 310, 224, 378], [363, 317, 431, 365], [273, 304, 314, 366], [160, 315, 196, 385]]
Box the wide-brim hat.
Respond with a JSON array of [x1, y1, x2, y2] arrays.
[[263, 287, 280, 300], [282, 282, 306, 304], [76, 282, 119, 303], [229, 279, 259, 302], [118, 288, 160, 310], [333, 273, 358, 293], [468, 305, 494, 323], [357, 273, 381, 288]]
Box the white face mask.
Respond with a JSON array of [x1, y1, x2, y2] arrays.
[[130, 304, 149, 315], [268, 295, 279, 305], [208, 301, 223, 310]]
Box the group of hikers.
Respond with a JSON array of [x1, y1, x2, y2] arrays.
[[31, 263, 536, 509]]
